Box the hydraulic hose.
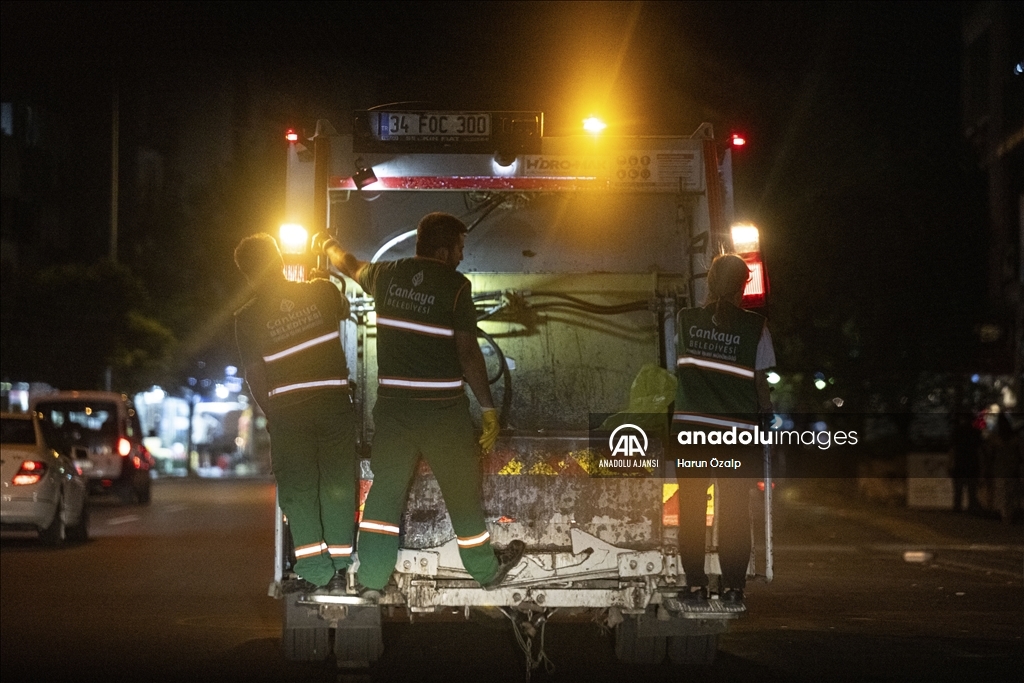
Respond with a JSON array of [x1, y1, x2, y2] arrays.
[[472, 291, 654, 429]]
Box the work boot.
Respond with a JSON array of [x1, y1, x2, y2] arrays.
[[481, 540, 526, 590], [344, 575, 381, 604], [337, 584, 380, 604], [720, 588, 747, 613], [676, 586, 713, 613], [327, 568, 347, 593]]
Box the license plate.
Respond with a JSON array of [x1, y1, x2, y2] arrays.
[[378, 112, 490, 141]]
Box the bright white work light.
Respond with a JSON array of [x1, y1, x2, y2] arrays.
[[279, 223, 308, 254]]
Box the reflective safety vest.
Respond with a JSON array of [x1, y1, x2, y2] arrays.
[[359, 257, 476, 400], [673, 302, 765, 431], [235, 279, 350, 411]]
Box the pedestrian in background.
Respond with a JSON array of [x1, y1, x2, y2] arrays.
[[950, 413, 982, 513], [991, 412, 1022, 524]]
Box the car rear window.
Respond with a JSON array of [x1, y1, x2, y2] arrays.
[[36, 401, 118, 451], [0, 417, 37, 445]]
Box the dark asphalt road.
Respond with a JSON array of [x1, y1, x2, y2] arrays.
[[1, 477, 1020, 683]]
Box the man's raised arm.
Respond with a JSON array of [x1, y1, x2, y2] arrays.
[[323, 238, 369, 281]]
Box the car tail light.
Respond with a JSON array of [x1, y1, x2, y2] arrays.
[[118, 437, 131, 457], [757, 480, 776, 491], [12, 460, 47, 486]]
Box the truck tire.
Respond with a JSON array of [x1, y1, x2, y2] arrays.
[[667, 633, 718, 666], [66, 501, 90, 543], [39, 496, 67, 547], [614, 615, 666, 664], [334, 606, 384, 668], [116, 480, 137, 505], [282, 626, 331, 661]]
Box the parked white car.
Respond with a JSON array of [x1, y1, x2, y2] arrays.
[[1, 412, 89, 545]]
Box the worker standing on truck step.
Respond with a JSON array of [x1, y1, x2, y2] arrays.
[[323, 212, 525, 592], [671, 253, 776, 614], [234, 233, 359, 589]]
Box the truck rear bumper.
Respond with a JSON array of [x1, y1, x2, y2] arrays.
[[279, 528, 732, 612]]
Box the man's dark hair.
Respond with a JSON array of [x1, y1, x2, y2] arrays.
[[234, 233, 283, 283], [416, 212, 467, 257]]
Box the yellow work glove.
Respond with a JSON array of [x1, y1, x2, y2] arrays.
[[479, 408, 500, 454]]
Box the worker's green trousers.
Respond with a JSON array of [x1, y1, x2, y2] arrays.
[[356, 396, 499, 590], [269, 393, 358, 587]]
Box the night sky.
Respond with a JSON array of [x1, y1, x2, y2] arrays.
[[1, 1, 991, 398]]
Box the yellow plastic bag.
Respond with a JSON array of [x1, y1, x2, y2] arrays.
[[601, 363, 677, 434]]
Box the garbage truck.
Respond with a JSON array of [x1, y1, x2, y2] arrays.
[[269, 110, 773, 670]]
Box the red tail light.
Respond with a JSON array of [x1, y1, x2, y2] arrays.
[[12, 460, 47, 486], [740, 252, 768, 309], [285, 129, 299, 142], [757, 480, 776, 492], [118, 437, 131, 457]]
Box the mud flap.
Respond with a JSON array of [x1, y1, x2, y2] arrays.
[[282, 593, 330, 661], [334, 606, 384, 668]]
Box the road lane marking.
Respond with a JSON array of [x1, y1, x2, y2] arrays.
[[774, 545, 859, 553], [107, 515, 141, 526], [869, 543, 1024, 553], [776, 544, 1024, 553], [930, 558, 1023, 580]]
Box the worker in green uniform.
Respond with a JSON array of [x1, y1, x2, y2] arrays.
[[672, 253, 776, 614], [234, 233, 358, 588], [323, 212, 524, 593]]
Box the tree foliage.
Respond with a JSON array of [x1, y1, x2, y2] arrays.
[[0, 260, 175, 393]]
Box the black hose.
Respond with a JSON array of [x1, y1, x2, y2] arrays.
[[473, 293, 649, 316], [527, 301, 650, 315], [526, 290, 635, 308], [471, 295, 651, 427], [466, 194, 506, 233]]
